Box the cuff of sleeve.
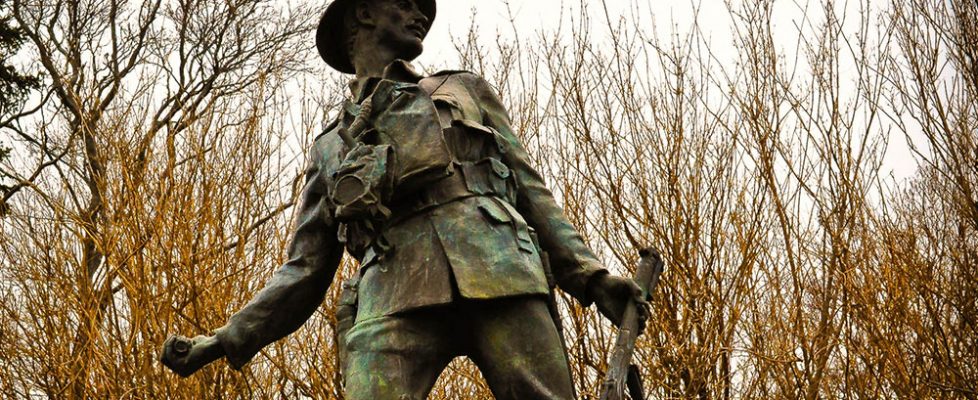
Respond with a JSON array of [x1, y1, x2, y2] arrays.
[[214, 325, 255, 371], [579, 269, 610, 307]]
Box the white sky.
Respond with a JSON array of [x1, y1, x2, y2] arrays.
[[2, 0, 922, 183], [405, 0, 920, 182]]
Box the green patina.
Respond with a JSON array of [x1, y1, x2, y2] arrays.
[[210, 62, 604, 397], [160, 1, 647, 397]]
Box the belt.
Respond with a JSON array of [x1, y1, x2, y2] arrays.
[[387, 157, 514, 225]]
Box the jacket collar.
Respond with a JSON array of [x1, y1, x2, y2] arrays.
[[348, 59, 424, 103]]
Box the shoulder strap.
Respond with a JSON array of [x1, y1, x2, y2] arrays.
[[419, 74, 453, 97]]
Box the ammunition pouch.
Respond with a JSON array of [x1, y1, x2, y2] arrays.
[[368, 79, 453, 195], [332, 144, 394, 222], [332, 78, 454, 223]]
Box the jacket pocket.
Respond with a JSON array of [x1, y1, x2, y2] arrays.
[[431, 93, 463, 122], [478, 201, 536, 254], [477, 202, 512, 224], [515, 226, 536, 254]]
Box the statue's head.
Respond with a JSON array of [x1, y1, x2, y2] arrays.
[[316, 0, 436, 74]]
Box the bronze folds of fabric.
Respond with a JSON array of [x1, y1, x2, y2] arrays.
[[332, 144, 394, 222], [366, 79, 453, 196]]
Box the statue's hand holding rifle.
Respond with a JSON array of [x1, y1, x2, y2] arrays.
[[600, 247, 665, 400]]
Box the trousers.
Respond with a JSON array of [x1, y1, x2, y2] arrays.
[[341, 296, 575, 399]]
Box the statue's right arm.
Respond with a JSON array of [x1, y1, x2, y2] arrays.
[[161, 138, 343, 376], [214, 139, 343, 369]]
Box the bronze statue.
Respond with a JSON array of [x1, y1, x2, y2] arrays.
[[161, 0, 649, 398]]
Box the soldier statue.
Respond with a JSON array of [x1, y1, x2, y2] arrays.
[[160, 0, 649, 398]]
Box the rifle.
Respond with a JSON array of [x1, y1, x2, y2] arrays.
[[599, 248, 664, 400]]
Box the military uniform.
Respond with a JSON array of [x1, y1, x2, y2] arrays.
[[211, 60, 610, 398]]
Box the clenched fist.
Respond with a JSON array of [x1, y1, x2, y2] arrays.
[[160, 334, 225, 377]]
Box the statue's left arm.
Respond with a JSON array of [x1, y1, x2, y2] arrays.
[[463, 74, 649, 325], [459, 74, 605, 304]]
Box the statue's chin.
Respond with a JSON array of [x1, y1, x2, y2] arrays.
[[397, 42, 424, 62]]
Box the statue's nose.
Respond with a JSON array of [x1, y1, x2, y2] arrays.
[[414, 11, 428, 27]]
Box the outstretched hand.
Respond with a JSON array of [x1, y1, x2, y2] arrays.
[[160, 334, 225, 377], [588, 273, 651, 331]]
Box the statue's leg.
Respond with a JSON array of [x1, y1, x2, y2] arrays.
[[465, 296, 576, 400], [342, 309, 456, 400]]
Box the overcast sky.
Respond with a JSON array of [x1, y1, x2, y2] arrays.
[[4, 0, 921, 183], [399, 0, 919, 182]]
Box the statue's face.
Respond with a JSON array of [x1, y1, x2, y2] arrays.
[[368, 0, 429, 60]]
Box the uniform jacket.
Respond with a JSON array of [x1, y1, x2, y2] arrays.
[[215, 61, 607, 369]]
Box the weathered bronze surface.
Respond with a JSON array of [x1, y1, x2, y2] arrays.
[[161, 0, 649, 397]]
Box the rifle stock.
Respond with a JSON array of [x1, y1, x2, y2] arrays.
[[599, 248, 663, 400]]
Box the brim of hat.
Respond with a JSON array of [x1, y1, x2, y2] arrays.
[[316, 0, 436, 74]]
